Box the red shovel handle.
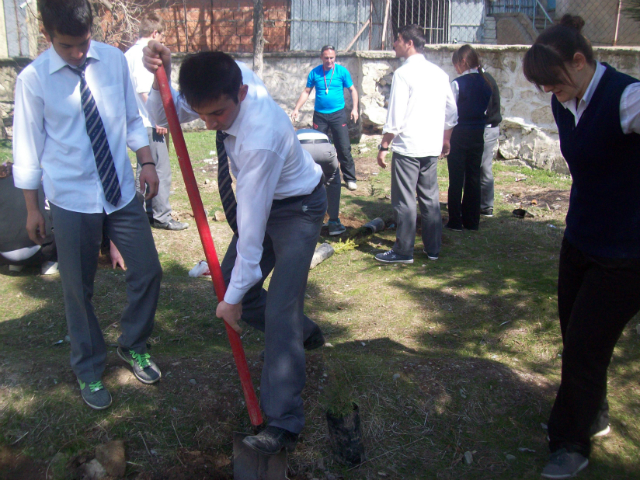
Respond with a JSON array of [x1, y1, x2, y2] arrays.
[[154, 65, 263, 427]]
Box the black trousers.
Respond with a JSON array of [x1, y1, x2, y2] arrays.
[[548, 237, 640, 457], [446, 127, 484, 230], [313, 109, 357, 183]]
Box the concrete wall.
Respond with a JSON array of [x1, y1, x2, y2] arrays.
[[4, 45, 640, 169]]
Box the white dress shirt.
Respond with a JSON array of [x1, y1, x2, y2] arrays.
[[147, 61, 322, 304], [383, 53, 458, 157], [13, 41, 148, 214], [125, 38, 154, 128], [559, 61, 640, 134]]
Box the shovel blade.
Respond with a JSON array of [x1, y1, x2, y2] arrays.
[[233, 431, 288, 480]]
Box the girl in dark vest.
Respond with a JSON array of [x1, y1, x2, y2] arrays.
[[445, 45, 492, 231], [523, 15, 640, 479]]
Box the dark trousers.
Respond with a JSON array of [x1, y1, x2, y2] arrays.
[[447, 127, 484, 230], [548, 237, 640, 457], [50, 196, 162, 382], [313, 109, 357, 183], [220, 185, 327, 434]]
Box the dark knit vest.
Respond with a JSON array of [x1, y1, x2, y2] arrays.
[[552, 64, 640, 258], [455, 73, 492, 129]]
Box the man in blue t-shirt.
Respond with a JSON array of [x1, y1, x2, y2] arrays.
[[291, 46, 359, 193]]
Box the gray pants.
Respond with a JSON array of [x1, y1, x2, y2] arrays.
[[221, 185, 326, 434], [136, 127, 172, 224], [300, 139, 341, 220], [391, 153, 442, 256], [480, 126, 500, 211], [50, 197, 162, 383]]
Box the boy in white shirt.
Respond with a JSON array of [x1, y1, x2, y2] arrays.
[[13, 0, 163, 410], [125, 14, 187, 231]]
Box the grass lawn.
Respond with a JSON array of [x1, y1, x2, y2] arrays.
[[1, 131, 639, 479]]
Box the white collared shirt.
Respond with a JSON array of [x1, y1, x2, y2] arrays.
[[148, 62, 322, 304], [125, 38, 154, 128], [383, 53, 458, 157], [560, 61, 640, 134], [13, 41, 148, 214]]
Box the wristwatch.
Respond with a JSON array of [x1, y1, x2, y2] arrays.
[[378, 144, 389, 151]]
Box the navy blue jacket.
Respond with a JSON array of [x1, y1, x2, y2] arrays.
[[454, 73, 492, 129], [552, 64, 640, 258]]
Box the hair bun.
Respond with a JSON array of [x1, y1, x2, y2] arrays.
[[560, 14, 585, 32]]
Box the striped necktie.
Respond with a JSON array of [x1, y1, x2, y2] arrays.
[[69, 61, 121, 206], [216, 131, 238, 235]]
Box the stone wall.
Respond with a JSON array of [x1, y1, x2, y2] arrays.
[[4, 45, 640, 171], [0, 57, 30, 139]]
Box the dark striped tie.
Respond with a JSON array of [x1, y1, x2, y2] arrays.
[[69, 62, 121, 206], [216, 130, 238, 235]]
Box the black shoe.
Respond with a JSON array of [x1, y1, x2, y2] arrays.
[[260, 326, 325, 361], [480, 208, 494, 217], [152, 219, 189, 231], [242, 426, 298, 455], [444, 223, 462, 232]]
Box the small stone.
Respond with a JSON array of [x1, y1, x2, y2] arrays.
[[77, 459, 107, 480], [189, 379, 197, 385], [518, 447, 535, 453], [214, 211, 226, 222], [464, 451, 473, 464], [505, 454, 516, 461], [378, 472, 388, 477], [95, 440, 126, 477], [204, 179, 210, 184], [324, 342, 334, 348], [64, 335, 70, 342]]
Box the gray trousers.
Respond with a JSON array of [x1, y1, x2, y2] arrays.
[[480, 126, 500, 211], [50, 197, 162, 383], [136, 127, 172, 224], [300, 140, 341, 220], [221, 185, 326, 434], [391, 153, 442, 256]]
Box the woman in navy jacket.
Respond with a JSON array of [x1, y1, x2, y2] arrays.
[[446, 45, 492, 231], [523, 15, 640, 479]]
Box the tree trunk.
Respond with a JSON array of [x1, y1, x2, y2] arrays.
[[253, 0, 265, 78]]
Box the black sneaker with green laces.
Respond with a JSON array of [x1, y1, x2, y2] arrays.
[[117, 347, 161, 384], [79, 379, 112, 410]]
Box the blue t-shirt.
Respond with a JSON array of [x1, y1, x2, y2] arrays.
[[306, 64, 353, 114]]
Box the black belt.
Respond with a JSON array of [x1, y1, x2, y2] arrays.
[[272, 178, 323, 206], [299, 138, 330, 144]]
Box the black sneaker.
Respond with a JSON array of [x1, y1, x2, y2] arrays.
[[326, 220, 346, 236], [117, 347, 161, 384], [152, 219, 189, 231], [78, 379, 112, 410], [541, 448, 588, 479], [444, 223, 462, 232], [260, 326, 325, 361], [242, 426, 298, 455], [375, 249, 414, 264], [480, 208, 494, 217], [422, 250, 439, 261]]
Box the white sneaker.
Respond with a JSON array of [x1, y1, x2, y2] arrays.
[[346, 181, 357, 191], [41, 261, 59, 275]]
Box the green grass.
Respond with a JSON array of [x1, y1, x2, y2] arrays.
[[1, 131, 639, 479]]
